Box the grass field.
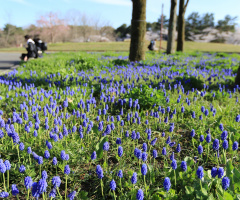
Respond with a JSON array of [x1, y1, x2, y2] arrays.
[[0, 52, 240, 199], [0, 41, 240, 53]]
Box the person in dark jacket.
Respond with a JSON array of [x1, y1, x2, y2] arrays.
[[20, 35, 38, 61]]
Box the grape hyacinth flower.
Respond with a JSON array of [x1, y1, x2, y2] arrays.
[[211, 167, 218, 178], [91, 151, 97, 160], [96, 165, 104, 196], [0, 192, 9, 198], [176, 144, 181, 153], [232, 141, 238, 151], [131, 172, 137, 184], [19, 165, 26, 173], [110, 179, 116, 191], [180, 161, 187, 172], [198, 145, 203, 155], [162, 147, 167, 156], [103, 142, 110, 151], [197, 166, 204, 192], [68, 191, 76, 200], [152, 149, 158, 159], [42, 170, 48, 180], [118, 146, 123, 158], [52, 176, 61, 188], [196, 166, 204, 179], [52, 157, 58, 165], [222, 177, 230, 190], [136, 189, 144, 200], [213, 139, 219, 151], [142, 143, 147, 152], [11, 184, 19, 196], [218, 167, 224, 178], [163, 177, 171, 192]]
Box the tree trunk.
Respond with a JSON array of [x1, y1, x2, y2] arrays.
[[167, 0, 177, 54], [129, 0, 146, 61], [235, 64, 240, 86], [177, 0, 189, 52]]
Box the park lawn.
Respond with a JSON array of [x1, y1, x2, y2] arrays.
[[0, 41, 240, 53]]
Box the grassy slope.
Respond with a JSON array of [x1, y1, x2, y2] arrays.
[[0, 41, 240, 53]]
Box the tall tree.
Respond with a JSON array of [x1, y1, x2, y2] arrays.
[[129, 0, 146, 61], [167, 0, 177, 54], [176, 0, 189, 52], [216, 15, 238, 32]]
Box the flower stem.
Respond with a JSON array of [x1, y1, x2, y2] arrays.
[[113, 190, 116, 200], [3, 173, 6, 191], [174, 170, 177, 189], [200, 179, 203, 193], [65, 175, 68, 200], [7, 170, 9, 189], [100, 179, 104, 197], [144, 175, 148, 197]]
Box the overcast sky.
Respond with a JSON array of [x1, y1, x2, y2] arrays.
[[0, 0, 239, 29]]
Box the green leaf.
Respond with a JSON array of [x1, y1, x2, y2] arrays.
[[207, 193, 215, 200], [185, 186, 194, 195], [223, 192, 234, 200], [152, 194, 162, 200], [95, 136, 108, 159], [79, 190, 88, 200], [216, 192, 224, 200], [233, 167, 240, 183], [226, 161, 234, 191], [202, 188, 208, 196]]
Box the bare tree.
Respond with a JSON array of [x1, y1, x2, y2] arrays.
[[129, 0, 147, 61], [177, 0, 189, 52], [66, 9, 82, 40], [167, 0, 177, 54], [37, 12, 69, 43]]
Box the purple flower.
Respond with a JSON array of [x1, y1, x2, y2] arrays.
[[213, 139, 219, 151], [171, 159, 177, 170], [68, 191, 76, 200], [19, 165, 26, 173], [11, 184, 19, 196], [141, 164, 147, 175], [222, 177, 230, 190], [24, 176, 33, 189], [136, 189, 144, 200], [211, 167, 218, 178], [64, 165, 70, 175], [198, 145, 203, 155], [91, 151, 97, 160], [163, 177, 171, 192], [96, 165, 104, 179], [118, 146, 123, 157], [52, 157, 58, 165], [52, 176, 61, 188], [44, 150, 50, 159], [110, 179, 116, 191], [4, 160, 11, 171], [0, 192, 9, 198], [131, 172, 137, 184], [196, 166, 204, 179], [232, 141, 238, 151], [218, 167, 224, 178], [180, 161, 187, 172]]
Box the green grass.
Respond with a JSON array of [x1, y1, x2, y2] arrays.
[[0, 41, 240, 53]]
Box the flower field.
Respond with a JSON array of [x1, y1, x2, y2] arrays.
[[0, 51, 239, 199]]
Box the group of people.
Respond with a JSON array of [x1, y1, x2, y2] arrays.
[[21, 35, 47, 61]]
